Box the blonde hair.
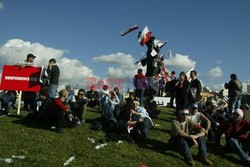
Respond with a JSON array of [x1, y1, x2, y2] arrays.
[[59, 89, 69, 98]]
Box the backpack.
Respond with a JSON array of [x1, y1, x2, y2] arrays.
[[235, 80, 243, 91]]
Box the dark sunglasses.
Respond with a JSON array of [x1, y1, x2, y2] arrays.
[[78, 93, 84, 96], [181, 113, 189, 116]]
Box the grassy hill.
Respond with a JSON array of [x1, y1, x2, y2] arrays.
[[0, 107, 245, 167]]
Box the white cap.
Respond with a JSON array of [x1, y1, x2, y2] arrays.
[[179, 109, 189, 114], [234, 109, 244, 119]]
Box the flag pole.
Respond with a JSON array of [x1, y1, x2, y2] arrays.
[[17, 91, 22, 115]]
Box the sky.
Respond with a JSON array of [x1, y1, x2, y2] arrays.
[[0, 0, 250, 92]]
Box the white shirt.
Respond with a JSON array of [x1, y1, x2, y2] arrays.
[[188, 112, 202, 124]]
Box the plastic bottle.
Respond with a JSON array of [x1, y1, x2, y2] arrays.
[[63, 156, 75, 166], [0, 158, 14, 163], [12, 155, 26, 159]]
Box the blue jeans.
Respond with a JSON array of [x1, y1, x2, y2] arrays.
[[169, 136, 207, 159], [49, 84, 58, 98], [228, 96, 242, 117], [228, 138, 250, 163], [135, 89, 144, 106]]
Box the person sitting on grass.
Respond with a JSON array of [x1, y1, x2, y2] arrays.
[[86, 85, 99, 108], [215, 109, 250, 165], [204, 100, 226, 141], [100, 90, 120, 132], [70, 89, 88, 124], [35, 88, 53, 120], [144, 93, 160, 118], [113, 87, 123, 120], [188, 102, 211, 135], [46, 89, 70, 133], [65, 84, 75, 104], [0, 91, 16, 113], [123, 92, 136, 105], [169, 109, 212, 166], [127, 101, 153, 142]]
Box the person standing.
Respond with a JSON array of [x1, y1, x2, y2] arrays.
[[188, 70, 202, 106], [224, 73, 243, 117], [47, 58, 60, 98], [133, 69, 147, 106], [16, 53, 37, 111], [175, 71, 189, 114], [158, 76, 165, 97], [168, 71, 177, 108]]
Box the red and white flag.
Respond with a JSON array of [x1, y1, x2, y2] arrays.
[[138, 26, 151, 46]]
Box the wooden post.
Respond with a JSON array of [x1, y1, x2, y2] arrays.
[[17, 91, 22, 115]]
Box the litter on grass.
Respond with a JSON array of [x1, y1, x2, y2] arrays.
[[12, 155, 26, 159], [87, 137, 95, 143], [0, 158, 13, 163], [116, 140, 123, 144], [95, 143, 107, 150], [63, 156, 75, 166]]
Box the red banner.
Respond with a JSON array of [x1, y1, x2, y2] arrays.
[[0, 65, 42, 92]]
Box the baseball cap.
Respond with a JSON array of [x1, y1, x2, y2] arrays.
[[27, 53, 36, 59], [179, 109, 189, 115], [191, 102, 198, 109]]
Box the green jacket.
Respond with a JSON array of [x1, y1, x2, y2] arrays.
[[171, 118, 207, 138]]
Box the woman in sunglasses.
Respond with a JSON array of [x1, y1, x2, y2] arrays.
[[215, 109, 250, 165]]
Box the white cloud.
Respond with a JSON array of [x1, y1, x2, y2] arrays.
[[92, 52, 145, 79], [0, 2, 4, 12], [206, 66, 223, 80], [92, 52, 147, 92], [93, 52, 134, 65], [209, 83, 225, 92], [164, 53, 196, 72], [0, 39, 96, 89]]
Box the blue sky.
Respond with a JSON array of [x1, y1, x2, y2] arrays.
[[0, 0, 250, 91]]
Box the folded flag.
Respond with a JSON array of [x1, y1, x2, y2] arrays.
[[154, 39, 168, 48], [161, 49, 172, 60], [138, 26, 151, 46], [121, 25, 139, 36]]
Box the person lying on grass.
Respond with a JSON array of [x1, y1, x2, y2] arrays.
[[169, 109, 212, 166]]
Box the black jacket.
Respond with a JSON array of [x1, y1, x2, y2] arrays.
[[47, 65, 60, 85]]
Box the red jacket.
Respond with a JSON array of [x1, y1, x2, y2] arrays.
[[215, 119, 250, 146], [47, 98, 68, 114], [133, 73, 147, 89]]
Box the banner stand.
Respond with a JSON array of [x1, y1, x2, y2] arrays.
[[17, 91, 22, 115]]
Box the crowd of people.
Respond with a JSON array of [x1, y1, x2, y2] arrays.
[[0, 53, 249, 166]]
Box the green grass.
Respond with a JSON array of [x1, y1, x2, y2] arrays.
[[0, 107, 245, 167]]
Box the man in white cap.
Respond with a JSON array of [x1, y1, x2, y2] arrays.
[[169, 109, 212, 166], [215, 109, 250, 165]]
